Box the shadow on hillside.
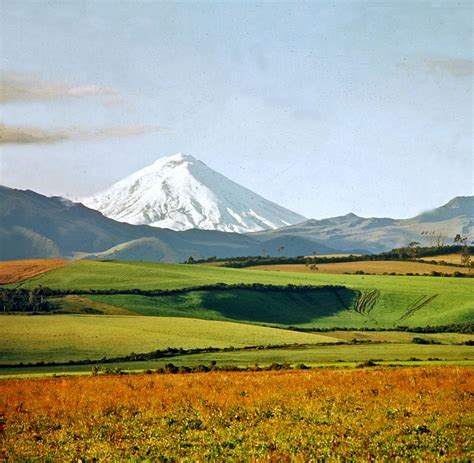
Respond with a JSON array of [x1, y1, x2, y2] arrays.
[[199, 287, 359, 325]]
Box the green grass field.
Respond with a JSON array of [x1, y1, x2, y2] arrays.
[[10, 261, 474, 327], [1, 343, 472, 377], [86, 285, 470, 328], [0, 315, 341, 365], [2, 260, 473, 376], [116, 343, 473, 369], [88, 287, 357, 326], [11, 260, 472, 292], [248, 260, 469, 275]]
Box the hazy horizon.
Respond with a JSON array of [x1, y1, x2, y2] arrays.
[[1, 1, 472, 219]]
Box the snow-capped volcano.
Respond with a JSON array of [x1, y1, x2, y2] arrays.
[[83, 153, 307, 232]]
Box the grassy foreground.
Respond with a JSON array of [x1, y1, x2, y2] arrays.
[[1, 367, 472, 461]]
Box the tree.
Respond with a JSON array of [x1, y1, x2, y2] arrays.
[[28, 286, 46, 312], [0, 290, 8, 313], [407, 241, 420, 260], [454, 234, 463, 244], [461, 251, 471, 271], [454, 234, 472, 271]]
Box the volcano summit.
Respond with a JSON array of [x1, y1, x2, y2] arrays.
[[84, 154, 306, 232]]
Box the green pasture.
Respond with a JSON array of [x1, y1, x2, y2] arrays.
[[10, 260, 474, 328], [0, 343, 472, 377], [88, 285, 472, 328], [0, 315, 340, 365], [12, 260, 474, 294], [2, 261, 472, 377]]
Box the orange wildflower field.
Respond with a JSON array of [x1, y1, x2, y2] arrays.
[[0, 259, 66, 284], [0, 367, 472, 461]]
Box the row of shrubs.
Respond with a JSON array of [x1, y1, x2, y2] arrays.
[[6, 282, 347, 298], [109, 361, 307, 375], [1, 283, 348, 313], [0, 343, 341, 369], [284, 322, 474, 334], [346, 270, 472, 277], [91, 361, 348, 376], [0, 283, 349, 312], [91, 356, 464, 376], [5, 334, 473, 371]]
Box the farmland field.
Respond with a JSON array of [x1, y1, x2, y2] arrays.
[[1, 260, 473, 375], [0, 315, 339, 365], [247, 260, 468, 275], [1, 367, 472, 461], [9, 262, 474, 328], [1, 314, 472, 375], [421, 253, 464, 265], [0, 259, 66, 284], [12, 259, 474, 291], [87, 282, 473, 328]]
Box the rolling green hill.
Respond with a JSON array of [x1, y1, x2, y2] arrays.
[[0, 315, 340, 365], [12, 260, 474, 329]]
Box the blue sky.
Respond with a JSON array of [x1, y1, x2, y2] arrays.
[[0, 0, 472, 219]]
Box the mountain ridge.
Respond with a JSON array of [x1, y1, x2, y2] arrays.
[[0, 185, 334, 261], [0, 185, 472, 261], [250, 196, 474, 253]]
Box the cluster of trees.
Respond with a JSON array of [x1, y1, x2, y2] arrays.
[[188, 255, 366, 268], [403, 233, 472, 268], [186, 244, 474, 269], [0, 287, 54, 313], [0, 283, 346, 300]]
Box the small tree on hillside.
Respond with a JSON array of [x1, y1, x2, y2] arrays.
[[454, 234, 472, 271], [407, 241, 420, 260]]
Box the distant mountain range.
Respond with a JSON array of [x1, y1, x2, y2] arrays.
[[84, 153, 306, 233], [0, 184, 472, 262], [0, 185, 332, 262], [250, 196, 474, 254]]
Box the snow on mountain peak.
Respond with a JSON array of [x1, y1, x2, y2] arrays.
[[154, 152, 195, 164], [83, 154, 307, 232]]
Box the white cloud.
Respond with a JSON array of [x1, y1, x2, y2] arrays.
[[0, 72, 120, 103], [0, 123, 162, 144]]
